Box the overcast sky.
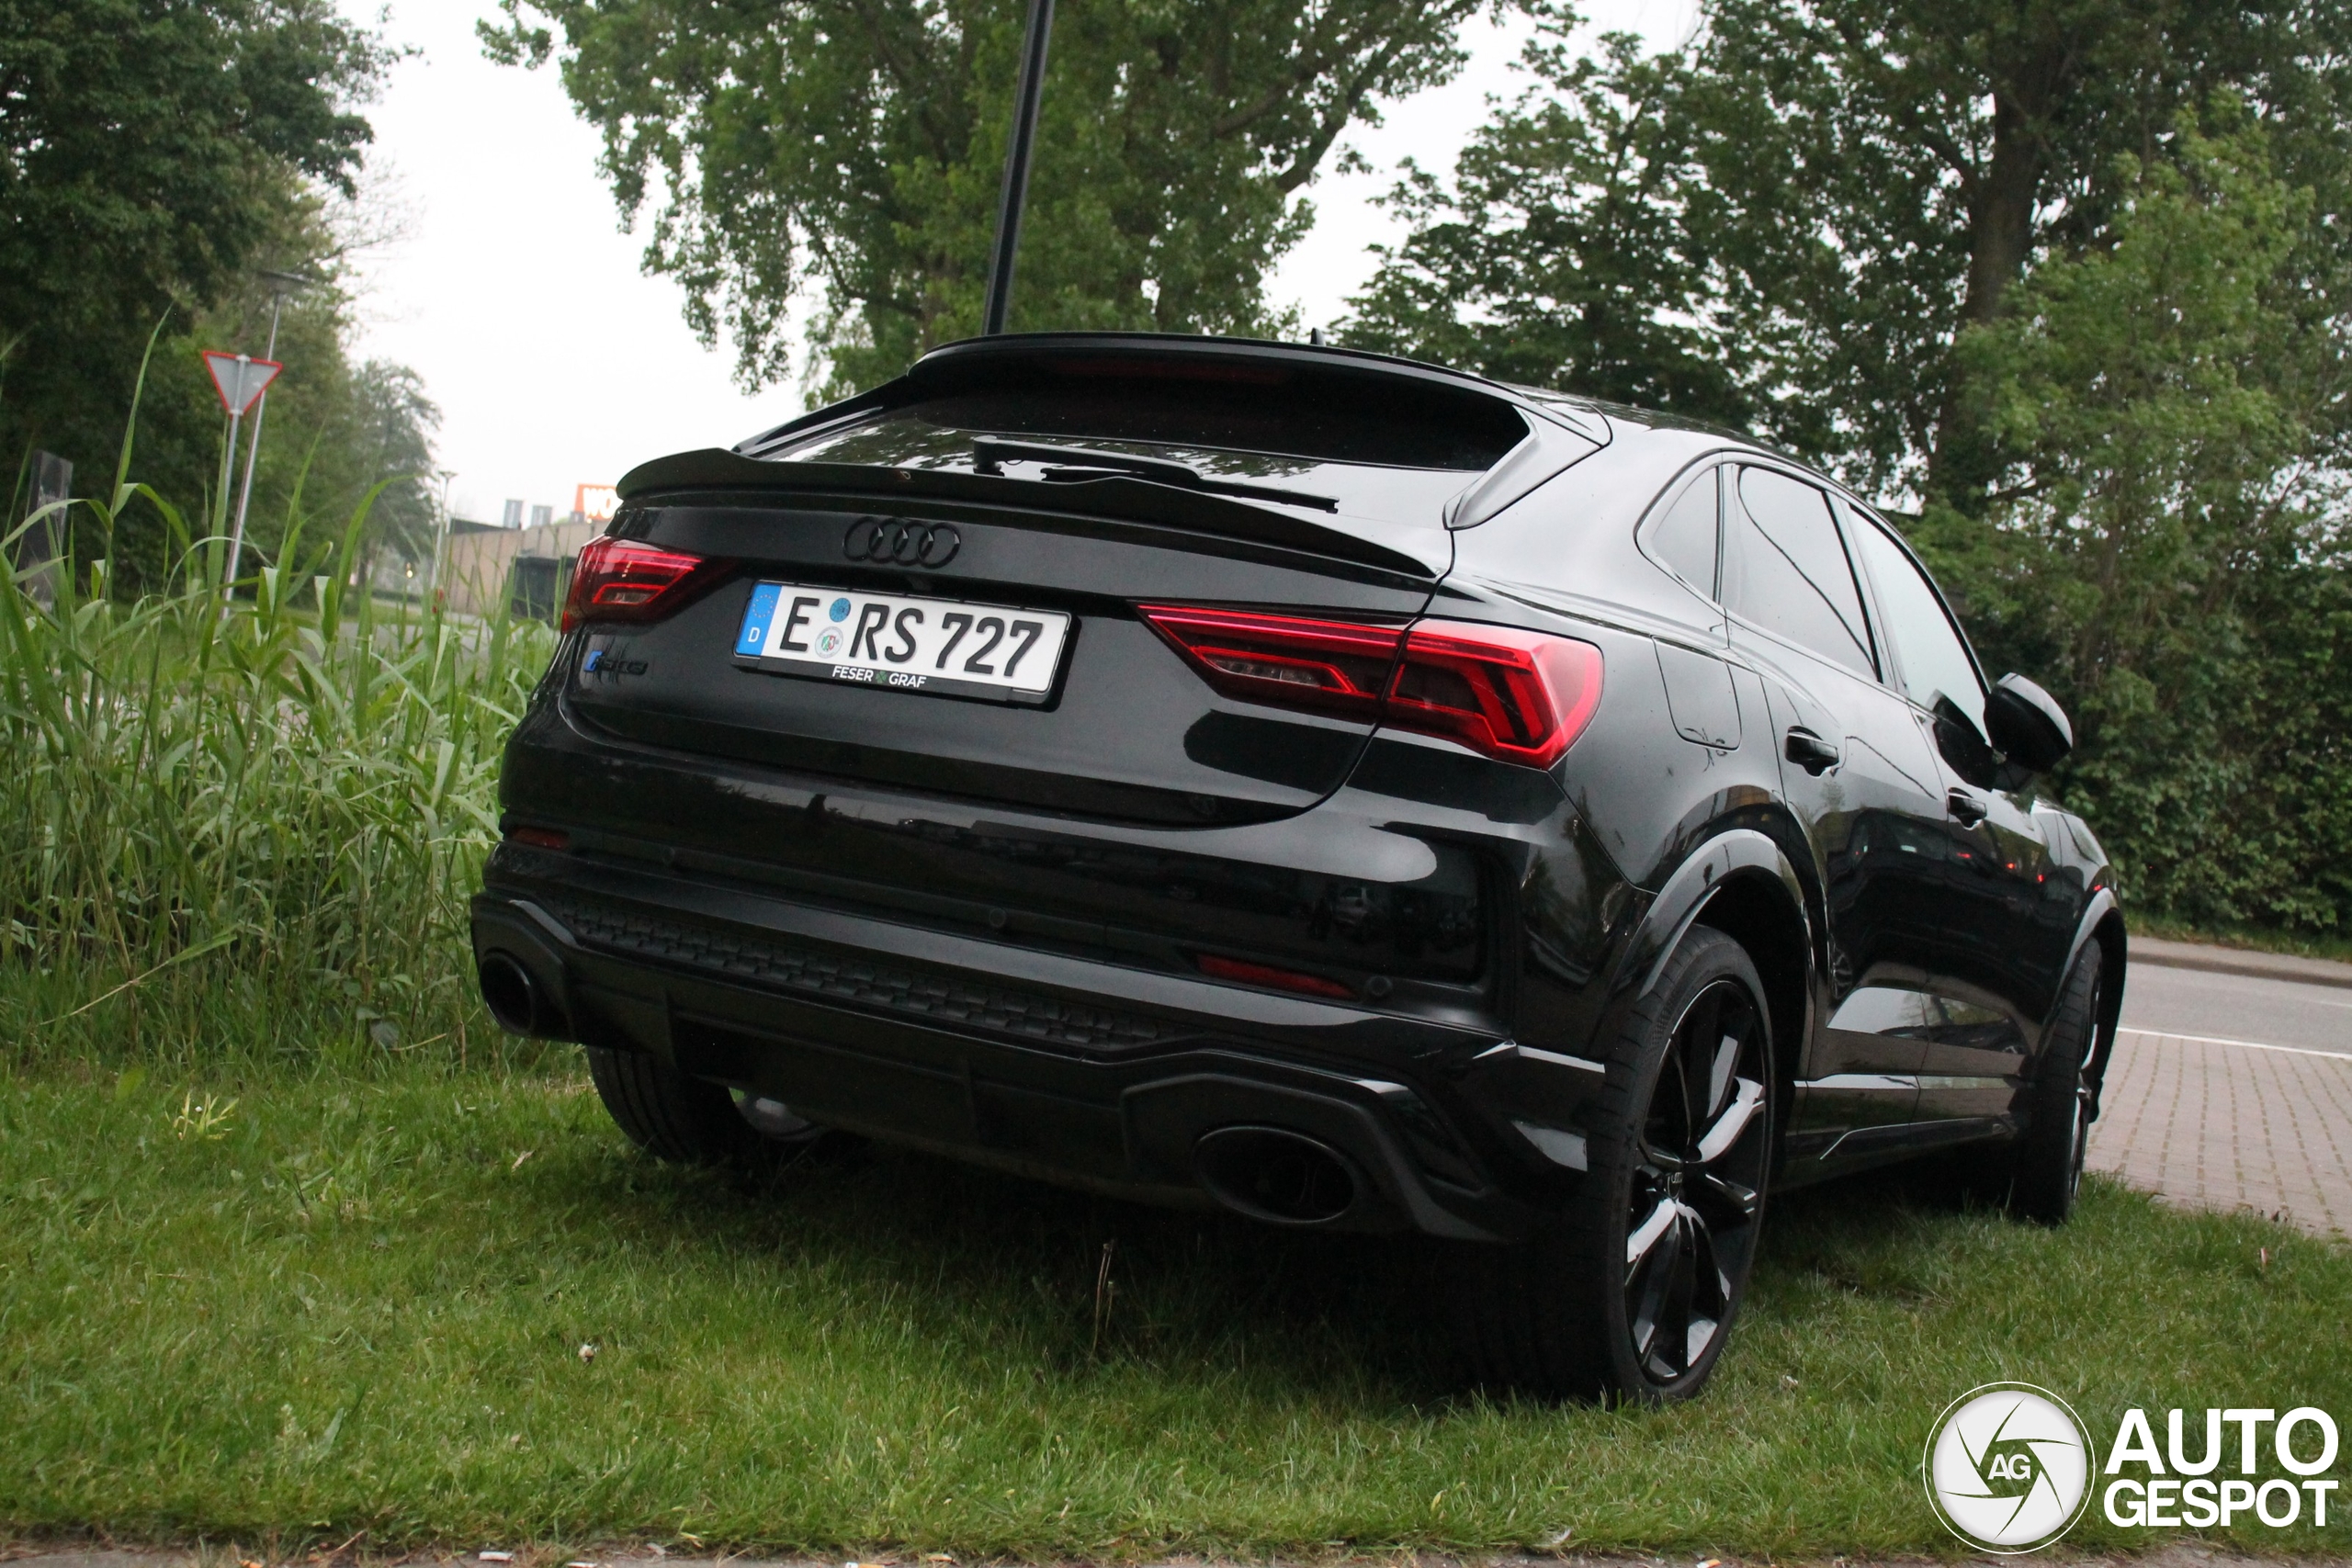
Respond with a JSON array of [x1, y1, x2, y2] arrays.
[[344, 0, 1695, 524]]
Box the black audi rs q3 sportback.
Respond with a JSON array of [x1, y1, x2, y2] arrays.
[[473, 332, 2125, 1403]]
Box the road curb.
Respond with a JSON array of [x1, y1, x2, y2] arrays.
[[2132, 933, 2352, 992]]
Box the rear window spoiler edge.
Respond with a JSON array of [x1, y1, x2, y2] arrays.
[[616, 448, 1444, 579]]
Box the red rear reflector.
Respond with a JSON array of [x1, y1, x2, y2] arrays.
[[1139, 605, 1604, 768], [508, 826, 569, 850], [1195, 953, 1355, 999], [561, 537, 720, 631]]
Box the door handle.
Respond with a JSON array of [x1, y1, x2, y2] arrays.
[[1947, 788, 1989, 827], [1783, 727, 1841, 775]]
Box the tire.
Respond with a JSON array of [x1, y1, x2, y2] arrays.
[[1996, 944, 2104, 1224], [1453, 925, 1776, 1404], [585, 1045, 774, 1167]]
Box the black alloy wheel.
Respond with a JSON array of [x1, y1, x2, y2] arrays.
[[1995, 944, 2105, 1224], [1451, 925, 1775, 1403], [1624, 973, 1770, 1382], [588, 1045, 783, 1168]]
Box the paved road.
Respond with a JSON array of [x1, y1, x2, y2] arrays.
[[2091, 955, 2352, 1235], [2120, 961, 2352, 1055]]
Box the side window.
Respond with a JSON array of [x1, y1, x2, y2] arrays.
[[1645, 467, 1720, 596], [1850, 516, 1987, 735], [1722, 466, 1876, 676]]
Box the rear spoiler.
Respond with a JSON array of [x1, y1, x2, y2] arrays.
[[616, 447, 1447, 579]]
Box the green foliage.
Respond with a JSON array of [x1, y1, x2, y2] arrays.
[[481, 0, 1498, 394], [1344, 28, 1750, 424], [1916, 110, 2352, 931], [0, 0, 390, 511], [1346, 0, 2352, 502], [0, 422, 549, 1066]]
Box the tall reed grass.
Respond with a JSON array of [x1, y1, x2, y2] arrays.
[[1, 369, 554, 1070]]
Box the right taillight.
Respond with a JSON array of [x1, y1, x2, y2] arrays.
[[1138, 605, 1603, 769], [1390, 620, 1605, 769]]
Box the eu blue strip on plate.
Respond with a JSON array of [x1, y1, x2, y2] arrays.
[[736, 582, 783, 657]]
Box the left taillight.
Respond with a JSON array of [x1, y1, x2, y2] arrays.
[[1139, 604, 1604, 769], [561, 537, 722, 631]]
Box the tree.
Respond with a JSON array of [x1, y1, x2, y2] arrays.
[[481, 0, 1500, 394], [0, 0, 390, 514], [1345, 0, 2352, 507], [1917, 109, 2352, 930], [1343, 28, 1755, 429]]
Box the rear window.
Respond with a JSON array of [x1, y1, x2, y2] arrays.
[[764, 359, 1532, 466], [747, 355, 1549, 525]]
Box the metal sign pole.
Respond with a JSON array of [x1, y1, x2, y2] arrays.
[[981, 0, 1056, 335], [199, 350, 281, 596], [215, 371, 246, 582], [223, 288, 289, 597]]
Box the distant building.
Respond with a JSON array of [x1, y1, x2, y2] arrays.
[[501, 499, 525, 528], [440, 514, 600, 620]]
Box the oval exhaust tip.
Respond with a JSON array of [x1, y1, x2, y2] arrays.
[[478, 951, 541, 1036], [1193, 1125, 1359, 1225]]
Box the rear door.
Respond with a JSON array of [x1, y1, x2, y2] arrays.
[[1715, 464, 1957, 1166]]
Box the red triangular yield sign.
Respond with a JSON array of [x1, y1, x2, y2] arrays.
[[201, 351, 283, 416]]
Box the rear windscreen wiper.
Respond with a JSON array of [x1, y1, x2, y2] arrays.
[[971, 436, 1340, 513]]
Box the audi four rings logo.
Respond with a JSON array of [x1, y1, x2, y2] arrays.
[[845, 517, 960, 567]]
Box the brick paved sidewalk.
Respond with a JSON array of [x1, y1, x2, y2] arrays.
[[2086, 1027, 2352, 1236]]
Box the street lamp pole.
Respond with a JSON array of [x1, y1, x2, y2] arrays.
[[427, 469, 455, 609], [981, 0, 1055, 335], [223, 269, 321, 595]]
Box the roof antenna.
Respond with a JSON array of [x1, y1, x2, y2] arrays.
[[1309, 328, 1325, 345], [982, 0, 1056, 335]]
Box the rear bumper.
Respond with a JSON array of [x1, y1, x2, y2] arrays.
[[473, 850, 1553, 1242]]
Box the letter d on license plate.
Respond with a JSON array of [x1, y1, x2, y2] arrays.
[[733, 582, 1072, 704]]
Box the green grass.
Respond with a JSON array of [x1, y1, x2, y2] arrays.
[[3, 1054, 2345, 1558]]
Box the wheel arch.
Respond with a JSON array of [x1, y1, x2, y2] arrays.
[[2065, 890, 2127, 1118], [1621, 829, 1814, 1155]]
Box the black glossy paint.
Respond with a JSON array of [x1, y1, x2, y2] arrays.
[[476, 331, 2123, 1242]]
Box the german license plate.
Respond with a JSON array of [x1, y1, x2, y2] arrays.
[[733, 582, 1071, 704]]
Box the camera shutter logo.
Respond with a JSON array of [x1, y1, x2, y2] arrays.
[[1925, 1383, 2097, 1552]]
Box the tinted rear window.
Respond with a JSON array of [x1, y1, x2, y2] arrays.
[[756, 353, 1533, 470], [876, 382, 1524, 469], [742, 350, 1558, 525]]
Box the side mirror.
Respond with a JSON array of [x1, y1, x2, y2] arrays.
[[1986, 673, 2073, 773]]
